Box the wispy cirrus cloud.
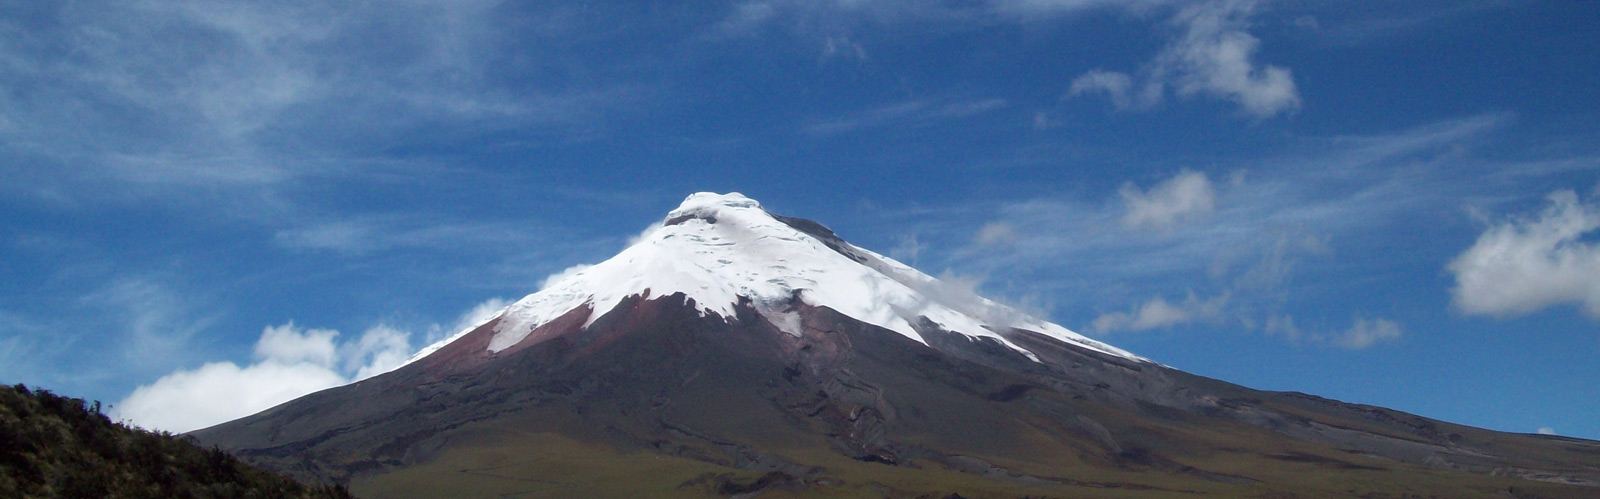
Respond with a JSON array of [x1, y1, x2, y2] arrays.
[[0, 1, 642, 208], [853, 115, 1541, 347], [85, 277, 222, 371], [709, 0, 1179, 68], [974, 222, 1020, 248], [0, 274, 226, 399], [803, 98, 1009, 137], [1265, 315, 1403, 349], [1092, 292, 1228, 333], [715, 0, 1177, 36], [273, 215, 556, 255], [1290, 1, 1513, 47], [0, 310, 71, 389]]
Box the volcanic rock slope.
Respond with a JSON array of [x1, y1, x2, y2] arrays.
[[193, 193, 1600, 498]]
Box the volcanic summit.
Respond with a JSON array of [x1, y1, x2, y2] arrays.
[[193, 192, 1600, 498]]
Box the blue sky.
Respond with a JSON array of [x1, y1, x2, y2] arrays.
[[3, 0, 1598, 435]]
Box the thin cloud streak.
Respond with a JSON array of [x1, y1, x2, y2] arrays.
[[0, 1, 643, 210], [0, 274, 228, 400], [86, 278, 222, 371], [1092, 292, 1228, 333], [274, 215, 560, 255], [1294, 1, 1513, 47], [803, 98, 1010, 137], [715, 0, 1177, 36], [851, 115, 1535, 345], [1265, 315, 1403, 349]]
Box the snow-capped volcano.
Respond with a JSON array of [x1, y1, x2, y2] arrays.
[[195, 192, 1600, 497], [432, 192, 1137, 364]]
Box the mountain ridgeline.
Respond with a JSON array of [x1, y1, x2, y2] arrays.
[[193, 193, 1600, 498]]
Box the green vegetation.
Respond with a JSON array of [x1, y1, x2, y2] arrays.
[[0, 383, 351, 498]]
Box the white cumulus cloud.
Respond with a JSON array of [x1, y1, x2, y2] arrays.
[[1069, 0, 1299, 118], [1160, 0, 1299, 117], [1447, 190, 1600, 318], [115, 321, 414, 433], [113, 360, 347, 435], [254, 323, 339, 367], [1121, 170, 1217, 231], [345, 325, 413, 381]]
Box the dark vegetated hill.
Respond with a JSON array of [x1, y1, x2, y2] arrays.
[[0, 383, 351, 498]]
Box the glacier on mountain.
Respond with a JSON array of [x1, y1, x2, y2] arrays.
[[418, 192, 1141, 364]]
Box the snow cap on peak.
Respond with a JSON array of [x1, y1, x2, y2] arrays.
[[666, 192, 762, 225], [476, 190, 1143, 363], [677, 191, 759, 209]]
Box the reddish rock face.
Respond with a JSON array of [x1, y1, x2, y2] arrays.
[[405, 317, 499, 376]]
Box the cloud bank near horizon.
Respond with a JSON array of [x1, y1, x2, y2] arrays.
[[114, 297, 512, 433]]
